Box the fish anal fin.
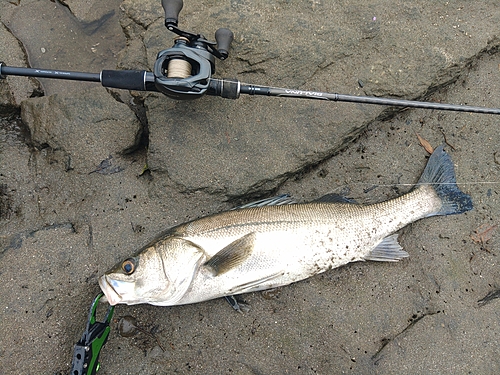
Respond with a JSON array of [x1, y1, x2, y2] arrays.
[[203, 232, 256, 276], [364, 234, 409, 262]]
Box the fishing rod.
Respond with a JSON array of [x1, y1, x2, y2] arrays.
[[1, 0, 499, 115]]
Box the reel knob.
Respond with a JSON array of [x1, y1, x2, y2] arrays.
[[215, 28, 234, 60], [162, 0, 183, 28]]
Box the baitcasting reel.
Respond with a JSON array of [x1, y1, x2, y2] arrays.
[[153, 0, 234, 99]]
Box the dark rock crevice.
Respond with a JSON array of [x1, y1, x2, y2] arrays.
[[371, 308, 442, 365]]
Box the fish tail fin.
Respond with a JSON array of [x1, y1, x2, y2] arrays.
[[417, 145, 473, 217]]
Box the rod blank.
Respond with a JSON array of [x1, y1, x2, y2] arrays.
[[238, 82, 500, 115], [2, 64, 499, 115], [0, 65, 101, 82]]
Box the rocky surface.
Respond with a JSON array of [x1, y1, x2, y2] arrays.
[[0, 1, 499, 374], [0, 21, 41, 112], [21, 87, 142, 171]]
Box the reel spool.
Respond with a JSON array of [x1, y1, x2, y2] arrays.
[[165, 38, 192, 79], [167, 59, 192, 79]]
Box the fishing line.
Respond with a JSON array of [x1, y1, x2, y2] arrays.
[[376, 182, 500, 187], [322, 182, 500, 196]]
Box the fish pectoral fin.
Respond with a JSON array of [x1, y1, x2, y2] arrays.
[[203, 232, 256, 276], [364, 234, 409, 262]]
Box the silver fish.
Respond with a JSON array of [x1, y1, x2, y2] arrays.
[[99, 146, 472, 306]]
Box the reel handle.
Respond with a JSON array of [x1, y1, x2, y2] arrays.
[[215, 28, 234, 60], [162, 0, 183, 28]]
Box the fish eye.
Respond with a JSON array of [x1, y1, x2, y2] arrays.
[[121, 258, 136, 275]]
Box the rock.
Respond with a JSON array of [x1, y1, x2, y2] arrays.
[[58, 0, 121, 25], [20, 87, 142, 172], [145, 92, 374, 198], [138, 1, 500, 199], [0, 22, 41, 113], [116, 37, 149, 71], [120, 0, 163, 30], [2, 1, 125, 96]]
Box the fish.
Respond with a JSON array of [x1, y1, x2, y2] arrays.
[[99, 146, 472, 306]]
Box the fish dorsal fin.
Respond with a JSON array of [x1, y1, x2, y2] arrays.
[[233, 194, 297, 209], [364, 234, 409, 262], [234, 193, 356, 209], [313, 193, 357, 204], [203, 232, 256, 275]]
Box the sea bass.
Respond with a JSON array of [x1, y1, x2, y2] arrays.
[[99, 146, 472, 306]]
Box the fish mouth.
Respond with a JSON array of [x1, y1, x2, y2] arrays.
[[98, 275, 122, 306]]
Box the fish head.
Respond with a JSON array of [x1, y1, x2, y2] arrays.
[[99, 237, 206, 306], [99, 245, 167, 306]]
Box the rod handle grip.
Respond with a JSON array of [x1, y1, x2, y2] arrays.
[[101, 70, 158, 92]]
